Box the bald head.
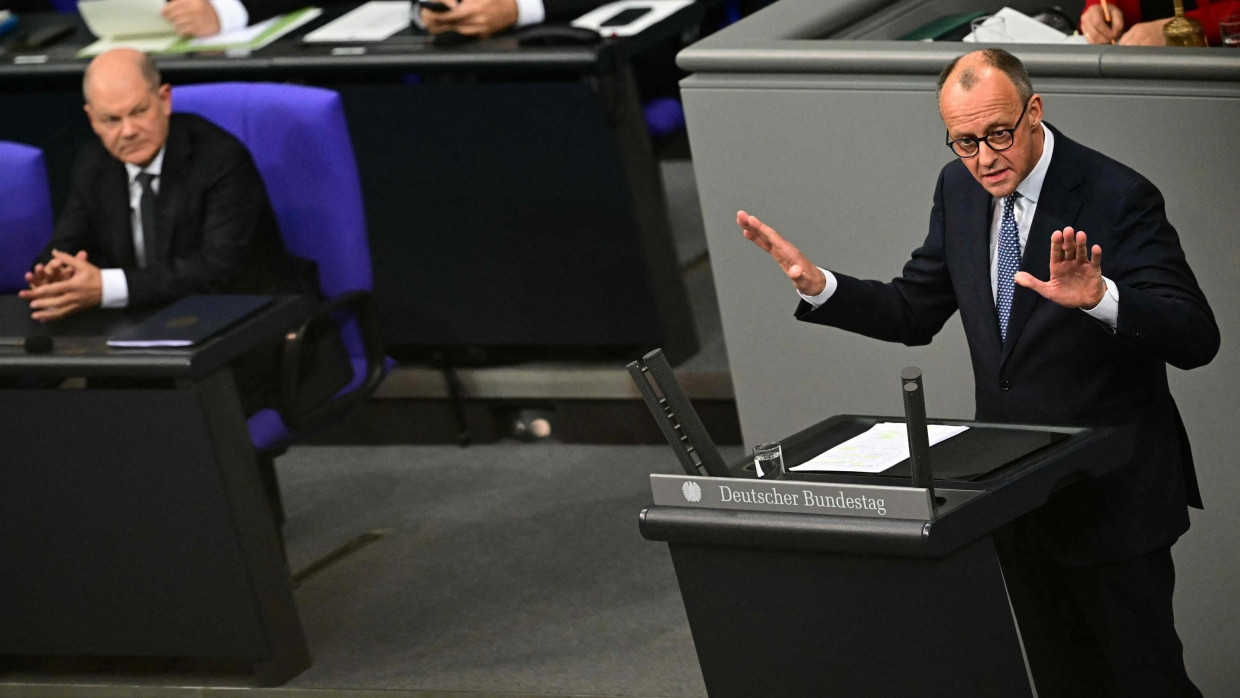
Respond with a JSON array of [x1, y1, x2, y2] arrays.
[[82, 48, 161, 105], [82, 49, 171, 168], [936, 49, 1034, 108]]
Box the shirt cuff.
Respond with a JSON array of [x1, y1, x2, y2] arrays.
[[797, 267, 838, 307], [1082, 276, 1119, 329], [99, 269, 130, 309], [210, 0, 249, 33], [514, 0, 544, 26]]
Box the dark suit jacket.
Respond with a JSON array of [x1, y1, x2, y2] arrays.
[[241, 0, 608, 25], [798, 125, 1219, 565], [38, 112, 315, 307]]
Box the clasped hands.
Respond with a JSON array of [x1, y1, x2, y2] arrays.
[[19, 250, 104, 322], [737, 210, 1107, 310]]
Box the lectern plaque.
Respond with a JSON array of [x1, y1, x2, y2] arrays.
[[651, 474, 933, 520]]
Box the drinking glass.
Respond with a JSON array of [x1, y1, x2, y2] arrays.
[[753, 442, 785, 480], [969, 16, 1007, 42], [1219, 18, 1240, 47]]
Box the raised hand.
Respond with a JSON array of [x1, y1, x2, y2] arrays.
[[1014, 227, 1107, 309], [737, 210, 827, 297]]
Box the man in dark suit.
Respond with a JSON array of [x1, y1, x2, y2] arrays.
[[738, 48, 1217, 696], [21, 47, 313, 322]]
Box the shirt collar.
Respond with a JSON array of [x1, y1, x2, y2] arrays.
[[124, 145, 167, 184], [1013, 123, 1053, 205]]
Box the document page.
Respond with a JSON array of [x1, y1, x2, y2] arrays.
[[303, 1, 412, 42], [79, 0, 176, 39], [792, 422, 970, 474]]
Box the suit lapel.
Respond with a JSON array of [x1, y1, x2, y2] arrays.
[[1001, 127, 1084, 365], [957, 183, 1004, 360], [99, 161, 137, 268], [151, 121, 190, 264]]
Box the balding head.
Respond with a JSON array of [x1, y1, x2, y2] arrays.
[[82, 49, 171, 168], [936, 49, 1034, 108], [936, 49, 1044, 198], [83, 48, 161, 105]]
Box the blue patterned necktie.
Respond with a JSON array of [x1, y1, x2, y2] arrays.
[[996, 193, 1021, 342]]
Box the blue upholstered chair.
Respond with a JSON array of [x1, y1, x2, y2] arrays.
[[172, 83, 388, 455], [0, 141, 54, 294], [48, 0, 79, 12]]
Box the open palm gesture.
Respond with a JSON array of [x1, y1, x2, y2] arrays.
[[1014, 227, 1107, 309]]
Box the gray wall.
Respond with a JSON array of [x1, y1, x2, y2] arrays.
[[680, 3, 1240, 691]]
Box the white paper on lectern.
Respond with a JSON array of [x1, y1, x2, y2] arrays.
[[792, 423, 970, 474]]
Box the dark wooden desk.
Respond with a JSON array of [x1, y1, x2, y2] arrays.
[[0, 4, 704, 362], [0, 295, 313, 686]]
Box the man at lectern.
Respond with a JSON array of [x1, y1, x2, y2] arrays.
[[739, 48, 1217, 697]]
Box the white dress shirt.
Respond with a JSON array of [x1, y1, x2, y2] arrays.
[[99, 147, 166, 308], [800, 123, 1119, 329]]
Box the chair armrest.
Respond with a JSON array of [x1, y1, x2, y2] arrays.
[[277, 290, 387, 432]]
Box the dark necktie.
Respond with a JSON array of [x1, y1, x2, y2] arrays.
[[996, 193, 1021, 342], [136, 172, 157, 268]]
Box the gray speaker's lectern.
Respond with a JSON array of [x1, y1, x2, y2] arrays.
[[630, 351, 1130, 697]]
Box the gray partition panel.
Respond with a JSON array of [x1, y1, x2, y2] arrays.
[[680, 1, 1240, 693]]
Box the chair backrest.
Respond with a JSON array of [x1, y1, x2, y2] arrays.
[[171, 83, 372, 300], [48, 0, 79, 12], [0, 141, 54, 294]]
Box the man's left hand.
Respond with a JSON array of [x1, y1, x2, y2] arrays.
[[422, 0, 519, 38], [162, 0, 222, 37], [1118, 19, 1170, 45], [1014, 227, 1107, 310], [18, 250, 105, 322]]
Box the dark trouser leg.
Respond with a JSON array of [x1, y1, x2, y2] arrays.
[[998, 531, 1200, 698]]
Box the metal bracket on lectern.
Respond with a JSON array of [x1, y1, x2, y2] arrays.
[[627, 349, 731, 478]]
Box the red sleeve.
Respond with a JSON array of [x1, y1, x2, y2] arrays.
[[1188, 0, 1240, 44]]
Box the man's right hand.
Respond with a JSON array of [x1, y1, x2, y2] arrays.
[[1080, 4, 1124, 44], [162, 0, 222, 37], [737, 210, 827, 297], [421, 0, 519, 38]]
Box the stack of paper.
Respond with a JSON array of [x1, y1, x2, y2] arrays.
[[963, 7, 1086, 44], [303, 1, 412, 42], [76, 0, 322, 57], [791, 422, 970, 474]]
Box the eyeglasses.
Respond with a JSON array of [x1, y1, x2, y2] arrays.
[[945, 100, 1030, 158]]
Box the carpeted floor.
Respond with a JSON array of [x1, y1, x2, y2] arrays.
[[277, 443, 741, 696]]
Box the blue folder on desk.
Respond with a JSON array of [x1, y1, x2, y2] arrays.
[[107, 295, 273, 347]]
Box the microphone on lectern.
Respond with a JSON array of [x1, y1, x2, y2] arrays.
[[900, 366, 936, 506], [0, 334, 54, 354]]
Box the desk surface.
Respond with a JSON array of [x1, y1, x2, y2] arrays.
[[0, 294, 311, 379], [0, 3, 705, 82]]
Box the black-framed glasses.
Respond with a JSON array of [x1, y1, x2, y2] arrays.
[[945, 100, 1030, 158]]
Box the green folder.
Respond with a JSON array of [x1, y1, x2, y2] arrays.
[[900, 11, 988, 41]]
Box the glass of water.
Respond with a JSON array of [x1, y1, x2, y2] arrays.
[[969, 16, 1007, 42], [1220, 18, 1240, 47], [753, 442, 785, 480]]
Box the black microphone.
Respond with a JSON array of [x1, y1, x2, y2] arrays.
[[900, 366, 936, 508], [0, 334, 54, 354], [24, 334, 53, 354]]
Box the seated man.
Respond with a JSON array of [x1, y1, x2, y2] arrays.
[[20, 48, 324, 410], [1080, 0, 1240, 45]]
